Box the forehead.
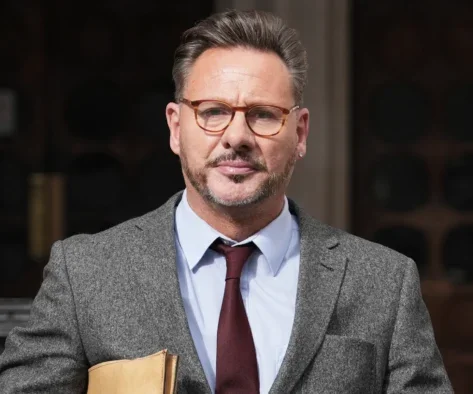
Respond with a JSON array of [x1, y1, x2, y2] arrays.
[[184, 47, 294, 105]]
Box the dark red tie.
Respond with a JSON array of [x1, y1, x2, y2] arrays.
[[211, 239, 259, 394]]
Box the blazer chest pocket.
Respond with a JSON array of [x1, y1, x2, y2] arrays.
[[301, 335, 375, 394]]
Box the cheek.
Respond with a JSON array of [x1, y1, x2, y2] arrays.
[[261, 139, 297, 171], [180, 126, 219, 163]]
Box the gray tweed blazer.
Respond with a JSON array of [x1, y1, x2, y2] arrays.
[[0, 192, 453, 393]]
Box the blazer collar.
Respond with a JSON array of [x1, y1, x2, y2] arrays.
[[133, 191, 347, 394]]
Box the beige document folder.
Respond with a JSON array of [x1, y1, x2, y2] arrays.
[[87, 349, 179, 394]]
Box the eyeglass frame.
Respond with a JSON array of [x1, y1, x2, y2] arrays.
[[179, 98, 300, 137]]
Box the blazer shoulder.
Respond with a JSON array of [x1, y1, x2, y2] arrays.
[[336, 227, 415, 274], [60, 190, 182, 256], [309, 222, 419, 296], [58, 206, 168, 269], [63, 212, 149, 249], [301, 213, 412, 272], [293, 200, 414, 274]]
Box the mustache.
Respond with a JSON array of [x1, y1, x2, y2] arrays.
[[206, 152, 267, 171]]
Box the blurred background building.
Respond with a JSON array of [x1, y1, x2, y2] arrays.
[[0, 0, 472, 392]]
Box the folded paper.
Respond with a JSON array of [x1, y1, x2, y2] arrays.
[[87, 349, 179, 394]]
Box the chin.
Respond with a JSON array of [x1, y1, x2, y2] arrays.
[[184, 164, 286, 208], [204, 176, 275, 207]]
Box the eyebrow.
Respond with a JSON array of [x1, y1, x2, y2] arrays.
[[195, 97, 289, 107]]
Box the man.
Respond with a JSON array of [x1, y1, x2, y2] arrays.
[[0, 9, 452, 394]]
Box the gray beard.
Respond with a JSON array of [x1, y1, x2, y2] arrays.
[[179, 147, 297, 208]]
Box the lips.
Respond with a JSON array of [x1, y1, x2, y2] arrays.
[[216, 161, 257, 175]]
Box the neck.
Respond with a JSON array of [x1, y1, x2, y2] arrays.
[[185, 189, 285, 242]]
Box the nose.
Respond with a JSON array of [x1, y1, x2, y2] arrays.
[[219, 111, 256, 152]]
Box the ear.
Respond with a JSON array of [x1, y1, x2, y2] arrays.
[[295, 108, 310, 158], [166, 102, 181, 156]]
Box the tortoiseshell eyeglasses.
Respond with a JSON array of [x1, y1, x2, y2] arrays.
[[180, 98, 299, 137]]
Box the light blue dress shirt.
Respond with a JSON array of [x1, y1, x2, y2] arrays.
[[174, 190, 301, 393]]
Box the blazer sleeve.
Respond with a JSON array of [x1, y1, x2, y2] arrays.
[[0, 240, 88, 393], [383, 259, 453, 393]]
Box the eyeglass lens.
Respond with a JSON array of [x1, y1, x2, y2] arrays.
[[196, 101, 284, 135]]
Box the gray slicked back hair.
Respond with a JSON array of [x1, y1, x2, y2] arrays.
[[172, 9, 308, 106]]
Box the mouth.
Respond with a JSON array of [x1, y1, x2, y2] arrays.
[[215, 161, 258, 175]]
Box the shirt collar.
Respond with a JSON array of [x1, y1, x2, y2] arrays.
[[250, 197, 293, 276], [175, 190, 221, 270], [175, 189, 293, 276]]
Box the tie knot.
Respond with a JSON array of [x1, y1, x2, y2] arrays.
[[211, 239, 256, 280]]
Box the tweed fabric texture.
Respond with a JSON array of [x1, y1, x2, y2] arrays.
[[0, 191, 453, 393]]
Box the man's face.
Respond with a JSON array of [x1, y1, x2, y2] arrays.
[[167, 47, 309, 207]]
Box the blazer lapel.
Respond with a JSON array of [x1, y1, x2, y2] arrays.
[[269, 201, 348, 394], [129, 192, 211, 393]]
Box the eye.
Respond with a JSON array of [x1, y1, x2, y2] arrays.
[[249, 107, 282, 121], [253, 110, 275, 119], [201, 107, 228, 117], [197, 103, 233, 119]]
